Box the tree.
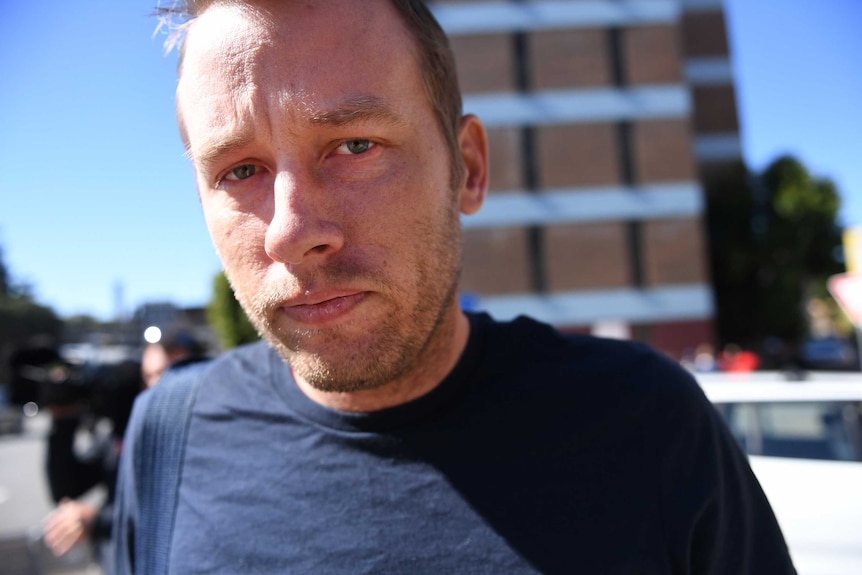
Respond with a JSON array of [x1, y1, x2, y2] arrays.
[[0, 246, 63, 342], [0, 296, 62, 345], [0, 247, 9, 297], [0, 246, 63, 386], [207, 271, 260, 350], [705, 156, 844, 353]]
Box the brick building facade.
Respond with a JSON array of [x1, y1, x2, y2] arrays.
[[429, 0, 742, 359]]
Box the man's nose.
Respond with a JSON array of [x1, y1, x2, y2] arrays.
[[264, 171, 345, 266]]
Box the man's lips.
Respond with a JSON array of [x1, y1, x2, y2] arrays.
[[279, 291, 367, 325]]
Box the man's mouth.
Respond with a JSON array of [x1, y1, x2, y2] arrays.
[[280, 291, 368, 326]]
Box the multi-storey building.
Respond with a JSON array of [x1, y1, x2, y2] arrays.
[[430, 0, 742, 358]]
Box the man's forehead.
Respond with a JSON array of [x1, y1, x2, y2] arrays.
[[181, 3, 274, 76], [183, 0, 392, 50], [179, 0, 411, 88], [176, 3, 277, 145], [176, 0, 428, 156]]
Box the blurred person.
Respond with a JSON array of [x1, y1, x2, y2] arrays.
[[694, 342, 718, 373], [160, 330, 208, 367], [141, 331, 208, 388], [718, 343, 761, 373], [113, 1, 795, 574], [45, 330, 207, 566], [141, 342, 171, 389], [42, 359, 142, 573]]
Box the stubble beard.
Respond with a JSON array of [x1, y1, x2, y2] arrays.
[[226, 200, 463, 394]]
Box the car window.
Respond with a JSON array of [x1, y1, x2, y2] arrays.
[[716, 401, 862, 462]]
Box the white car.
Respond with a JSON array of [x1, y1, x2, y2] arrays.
[[696, 371, 862, 575]]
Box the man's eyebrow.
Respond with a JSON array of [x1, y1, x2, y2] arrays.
[[187, 132, 256, 171], [309, 96, 407, 128], [187, 97, 405, 169]]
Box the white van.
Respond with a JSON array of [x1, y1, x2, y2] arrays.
[[697, 372, 862, 575]]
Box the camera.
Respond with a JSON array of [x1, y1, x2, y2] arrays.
[[7, 344, 142, 435]]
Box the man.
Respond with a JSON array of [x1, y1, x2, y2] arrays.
[[141, 331, 208, 388], [140, 341, 171, 389], [113, 1, 796, 573], [42, 358, 142, 572], [45, 331, 206, 569]]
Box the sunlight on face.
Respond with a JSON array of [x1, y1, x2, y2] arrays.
[[179, 1, 468, 395]]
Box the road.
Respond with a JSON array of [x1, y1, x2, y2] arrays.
[[0, 413, 100, 575]]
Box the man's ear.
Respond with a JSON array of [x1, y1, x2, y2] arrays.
[[457, 114, 488, 215]]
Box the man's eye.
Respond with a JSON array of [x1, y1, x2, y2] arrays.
[[224, 165, 257, 181], [336, 139, 374, 155]]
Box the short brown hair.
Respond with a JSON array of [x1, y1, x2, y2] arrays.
[[158, 0, 465, 188]]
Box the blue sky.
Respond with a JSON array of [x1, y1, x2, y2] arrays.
[[1, 0, 860, 321]]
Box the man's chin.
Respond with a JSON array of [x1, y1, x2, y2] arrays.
[[285, 350, 398, 394], [259, 329, 393, 393]]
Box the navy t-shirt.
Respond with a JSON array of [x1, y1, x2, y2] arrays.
[[115, 313, 795, 574]]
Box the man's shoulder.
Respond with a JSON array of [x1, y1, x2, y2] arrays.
[[482, 314, 675, 372], [476, 313, 701, 402], [469, 315, 716, 456]]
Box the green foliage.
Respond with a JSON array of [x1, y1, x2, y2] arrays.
[[0, 247, 63, 384], [63, 314, 103, 331], [0, 296, 62, 345], [0, 247, 9, 298], [207, 271, 260, 350], [0, 246, 62, 342], [705, 156, 844, 350]]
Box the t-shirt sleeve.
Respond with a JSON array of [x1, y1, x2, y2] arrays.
[[650, 356, 797, 574]]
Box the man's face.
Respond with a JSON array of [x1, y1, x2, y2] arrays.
[[177, 0, 482, 393], [141, 344, 170, 388]]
